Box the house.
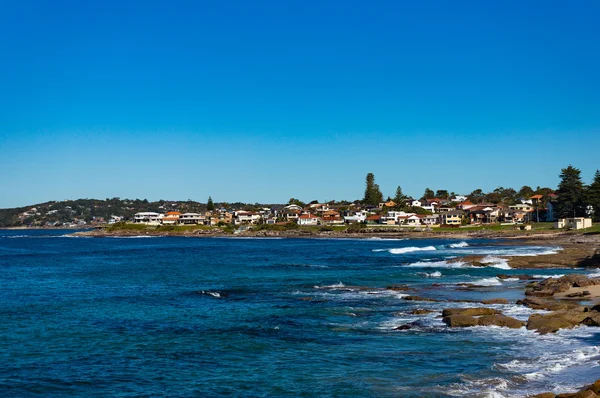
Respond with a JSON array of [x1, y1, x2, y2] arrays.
[[321, 210, 344, 226], [406, 215, 422, 226], [309, 203, 330, 213], [162, 211, 181, 225], [451, 195, 468, 202], [366, 215, 382, 225], [179, 213, 205, 225], [384, 210, 414, 224], [234, 211, 262, 225], [530, 194, 544, 205], [457, 201, 476, 210], [555, 218, 592, 230], [411, 200, 422, 207], [344, 210, 369, 223], [378, 200, 396, 208], [284, 209, 301, 222], [419, 214, 440, 226], [298, 213, 320, 226], [509, 203, 533, 212], [134, 212, 162, 225], [284, 204, 303, 212], [440, 210, 464, 226]]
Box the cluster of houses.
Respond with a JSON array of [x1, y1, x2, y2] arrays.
[[132, 194, 592, 229]]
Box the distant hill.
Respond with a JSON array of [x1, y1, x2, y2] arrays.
[[0, 198, 283, 228]]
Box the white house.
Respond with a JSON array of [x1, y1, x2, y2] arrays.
[[284, 204, 303, 211], [298, 213, 320, 226], [451, 195, 468, 202], [419, 214, 440, 225], [234, 211, 262, 225], [179, 213, 205, 225], [344, 210, 369, 223], [411, 200, 422, 207], [134, 212, 163, 225], [555, 218, 592, 230]]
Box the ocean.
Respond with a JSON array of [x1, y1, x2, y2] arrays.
[[1, 230, 599, 397]]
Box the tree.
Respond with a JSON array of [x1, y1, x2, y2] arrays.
[[423, 188, 435, 200], [393, 186, 407, 208], [363, 173, 383, 206], [469, 189, 484, 203], [517, 186, 534, 200], [207, 196, 215, 211], [288, 198, 306, 207], [556, 165, 586, 218], [587, 170, 600, 222], [435, 190, 449, 199]]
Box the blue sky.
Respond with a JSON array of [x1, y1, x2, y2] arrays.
[[1, 1, 599, 208]]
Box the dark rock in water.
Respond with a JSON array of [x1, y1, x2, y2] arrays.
[[477, 314, 524, 328], [386, 284, 412, 291], [442, 314, 479, 327], [526, 274, 600, 297], [526, 308, 590, 334], [442, 308, 499, 317], [566, 290, 591, 298], [516, 297, 578, 311], [403, 295, 440, 302], [481, 298, 509, 305], [394, 324, 412, 331], [497, 274, 535, 280], [581, 313, 600, 327], [410, 309, 435, 315]]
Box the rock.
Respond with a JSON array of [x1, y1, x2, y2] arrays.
[[556, 394, 577, 398], [481, 298, 509, 305], [394, 324, 412, 330], [566, 290, 591, 298], [526, 275, 600, 297], [403, 296, 440, 302], [516, 297, 579, 311], [526, 308, 589, 334], [386, 284, 412, 291], [477, 314, 525, 328], [442, 308, 499, 317], [442, 314, 479, 327], [529, 393, 556, 398], [588, 379, 600, 394], [498, 274, 535, 280], [581, 313, 600, 327], [410, 309, 435, 315], [572, 390, 599, 398]]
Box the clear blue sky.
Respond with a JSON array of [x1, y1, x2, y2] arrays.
[[1, 0, 599, 208]]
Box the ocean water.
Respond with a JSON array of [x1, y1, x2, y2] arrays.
[[1, 230, 599, 397]]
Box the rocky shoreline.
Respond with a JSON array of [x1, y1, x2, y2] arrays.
[[72, 227, 600, 269]]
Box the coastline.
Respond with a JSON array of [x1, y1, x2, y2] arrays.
[[71, 226, 600, 269]]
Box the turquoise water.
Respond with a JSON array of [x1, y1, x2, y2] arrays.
[[1, 230, 599, 397]]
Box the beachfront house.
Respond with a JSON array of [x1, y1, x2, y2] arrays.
[[179, 213, 205, 225], [440, 210, 464, 226], [134, 212, 163, 225], [298, 213, 320, 226], [555, 218, 593, 230], [162, 211, 181, 225], [321, 210, 344, 226], [344, 210, 368, 223]]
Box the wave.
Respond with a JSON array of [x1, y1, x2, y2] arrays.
[[367, 237, 407, 241], [448, 241, 469, 248], [587, 269, 600, 278], [532, 274, 565, 279], [108, 235, 158, 239], [314, 282, 345, 289], [460, 277, 502, 286], [425, 271, 442, 278], [402, 260, 472, 268], [373, 246, 437, 254], [479, 256, 511, 269]]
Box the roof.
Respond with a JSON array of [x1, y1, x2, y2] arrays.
[[166, 211, 181, 215], [366, 215, 382, 220], [299, 214, 319, 219], [530, 195, 543, 199]]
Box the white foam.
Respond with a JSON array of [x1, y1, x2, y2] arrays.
[[403, 260, 472, 268], [587, 269, 600, 278], [467, 277, 502, 286], [532, 274, 565, 279], [449, 241, 469, 248], [314, 282, 345, 289], [367, 237, 407, 241], [426, 271, 442, 278], [377, 246, 437, 254], [479, 256, 511, 269]]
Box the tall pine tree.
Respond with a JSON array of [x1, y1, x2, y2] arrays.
[[587, 170, 600, 222], [207, 196, 215, 211], [393, 186, 407, 208], [555, 165, 586, 218], [363, 173, 383, 207]]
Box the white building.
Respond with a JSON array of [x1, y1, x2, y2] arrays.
[[344, 210, 369, 223], [179, 213, 204, 225], [555, 218, 592, 230], [134, 212, 162, 225], [298, 214, 320, 226]]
